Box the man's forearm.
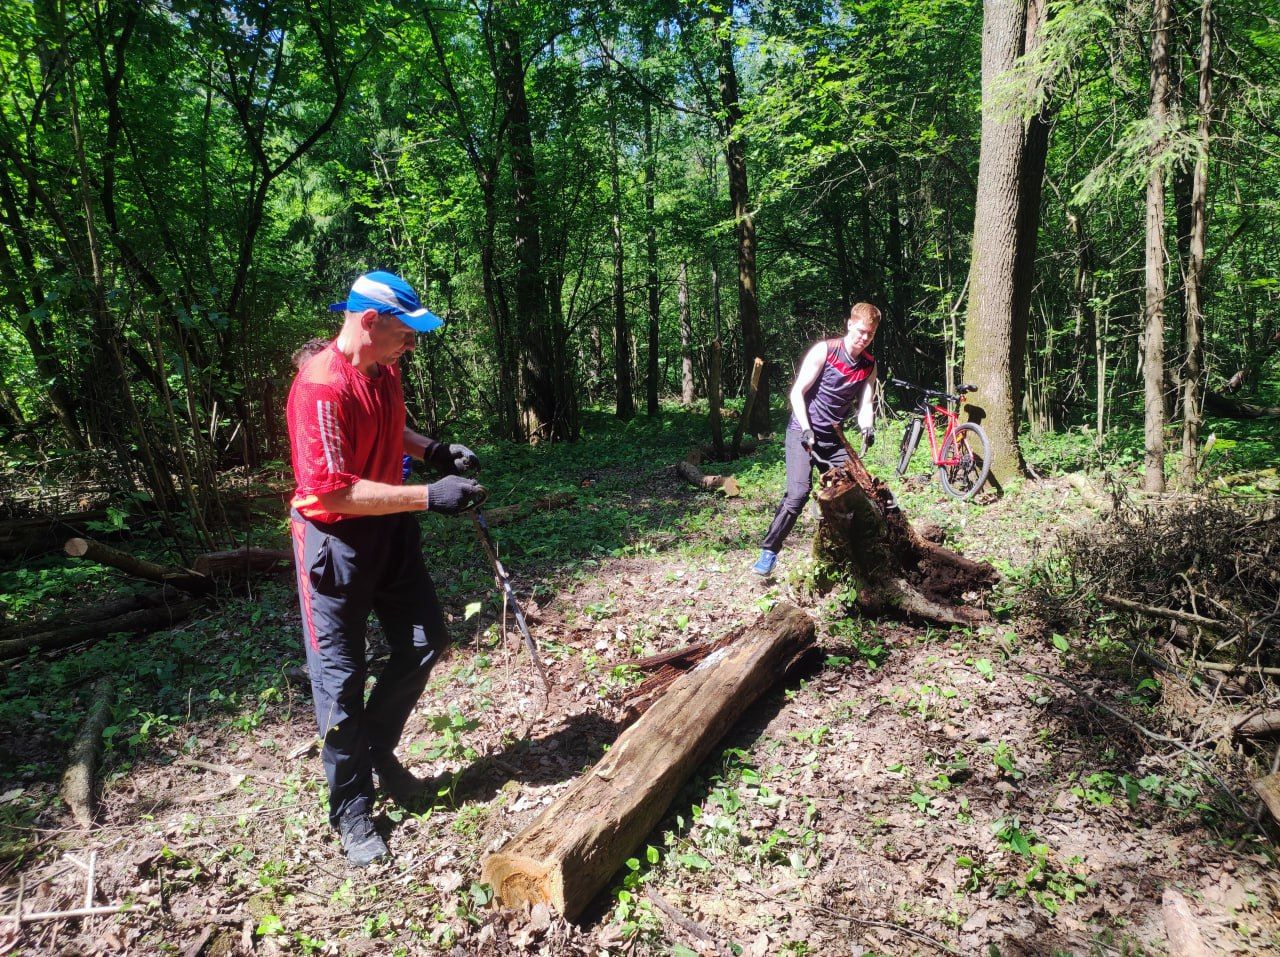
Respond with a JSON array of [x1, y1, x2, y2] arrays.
[[316, 480, 429, 516], [790, 387, 812, 433], [856, 378, 877, 431]]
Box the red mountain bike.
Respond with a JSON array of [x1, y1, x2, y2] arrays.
[[889, 378, 992, 501]]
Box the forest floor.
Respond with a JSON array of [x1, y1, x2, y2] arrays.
[[2, 408, 1279, 956]]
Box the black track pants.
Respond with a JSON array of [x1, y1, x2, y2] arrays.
[[290, 511, 449, 827]]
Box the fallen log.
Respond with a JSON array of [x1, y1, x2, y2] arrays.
[[482, 603, 816, 920], [730, 357, 764, 457], [0, 510, 110, 561], [675, 461, 740, 497], [61, 676, 114, 828], [482, 492, 576, 528], [1236, 711, 1280, 738], [815, 447, 995, 626], [0, 590, 205, 661], [1252, 772, 1280, 826], [1203, 390, 1280, 419], [65, 537, 213, 595], [1065, 473, 1110, 511], [0, 590, 158, 641], [1161, 888, 1211, 957], [192, 547, 292, 579]]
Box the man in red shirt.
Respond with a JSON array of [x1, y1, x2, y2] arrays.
[[287, 271, 484, 866]]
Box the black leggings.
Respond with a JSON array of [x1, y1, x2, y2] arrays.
[[760, 429, 849, 553]]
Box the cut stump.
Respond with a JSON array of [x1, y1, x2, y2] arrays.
[[815, 452, 995, 626], [482, 603, 815, 920]]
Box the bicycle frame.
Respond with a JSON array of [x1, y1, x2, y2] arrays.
[[915, 399, 965, 468]]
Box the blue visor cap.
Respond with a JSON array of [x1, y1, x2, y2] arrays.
[[328, 271, 444, 332]]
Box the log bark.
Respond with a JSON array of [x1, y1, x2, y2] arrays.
[[61, 676, 114, 828], [0, 591, 205, 660], [815, 454, 995, 626], [708, 338, 725, 460], [482, 603, 815, 919], [730, 357, 764, 457], [1065, 473, 1110, 511], [192, 547, 292, 579], [676, 461, 740, 497], [65, 537, 213, 594]]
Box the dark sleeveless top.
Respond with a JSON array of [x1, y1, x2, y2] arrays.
[[788, 339, 875, 436]]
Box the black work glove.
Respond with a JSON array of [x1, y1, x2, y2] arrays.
[[426, 476, 486, 515], [800, 428, 815, 449], [861, 428, 875, 449], [447, 443, 479, 474], [423, 440, 479, 476]]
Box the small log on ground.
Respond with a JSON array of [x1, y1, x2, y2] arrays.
[[61, 676, 115, 827], [65, 537, 213, 595], [1235, 711, 1280, 738], [730, 357, 764, 457], [193, 547, 293, 579], [815, 454, 996, 626], [676, 461, 740, 497], [1161, 888, 1211, 957], [1253, 772, 1280, 826], [482, 603, 816, 920], [1065, 473, 1111, 511], [483, 492, 576, 528], [0, 590, 156, 641], [0, 589, 205, 661]]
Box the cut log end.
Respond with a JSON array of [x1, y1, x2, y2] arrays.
[[481, 855, 560, 913]]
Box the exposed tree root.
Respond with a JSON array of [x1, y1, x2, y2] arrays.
[[814, 456, 996, 626]]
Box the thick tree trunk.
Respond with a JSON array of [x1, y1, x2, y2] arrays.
[[1143, 0, 1174, 493], [815, 452, 996, 626], [712, 2, 768, 435], [482, 603, 815, 919], [679, 262, 695, 405], [500, 25, 576, 440], [961, 0, 1044, 488], [1180, 0, 1212, 484]]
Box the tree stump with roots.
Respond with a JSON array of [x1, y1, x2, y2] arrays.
[[815, 455, 996, 626]]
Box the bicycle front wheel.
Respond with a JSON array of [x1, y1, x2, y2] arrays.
[[896, 418, 922, 476], [937, 423, 991, 501]]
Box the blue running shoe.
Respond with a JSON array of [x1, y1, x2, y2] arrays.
[[750, 549, 778, 576]]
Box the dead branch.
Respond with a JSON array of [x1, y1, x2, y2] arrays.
[[0, 591, 205, 661], [730, 356, 764, 457], [64, 537, 212, 595]]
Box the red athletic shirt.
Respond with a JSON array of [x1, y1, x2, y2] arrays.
[[286, 342, 406, 523]]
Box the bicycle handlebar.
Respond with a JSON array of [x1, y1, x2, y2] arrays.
[[888, 378, 977, 403]]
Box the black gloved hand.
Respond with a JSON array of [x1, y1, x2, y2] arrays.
[[448, 443, 479, 474], [426, 476, 486, 515], [861, 428, 875, 449], [800, 428, 815, 449]]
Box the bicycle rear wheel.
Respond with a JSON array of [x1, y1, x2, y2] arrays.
[[896, 418, 922, 476], [937, 423, 991, 501]]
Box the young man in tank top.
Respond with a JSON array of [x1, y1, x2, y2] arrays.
[[751, 302, 881, 576]]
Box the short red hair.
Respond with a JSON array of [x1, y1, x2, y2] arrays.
[[849, 302, 882, 325]]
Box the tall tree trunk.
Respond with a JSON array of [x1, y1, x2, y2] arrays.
[[499, 25, 577, 440], [961, 0, 1049, 488], [1180, 0, 1211, 483], [1143, 0, 1174, 493], [679, 261, 695, 405], [608, 101, 633, 420], [711, 2, 768, 434], [643, 84, 661, 416]]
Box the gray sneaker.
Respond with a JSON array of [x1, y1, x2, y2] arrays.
[[338, 807, 388, 867]]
